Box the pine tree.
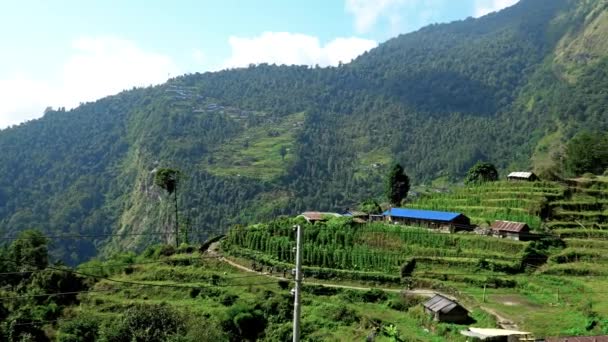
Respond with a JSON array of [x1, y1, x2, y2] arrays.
[[385, 164, 410, 206]]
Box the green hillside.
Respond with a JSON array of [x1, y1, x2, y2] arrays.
[[0, 232, 497, 342], [1, 0, 608, 263]]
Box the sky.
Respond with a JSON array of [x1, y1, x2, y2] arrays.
[[0, 0, 519, 129]]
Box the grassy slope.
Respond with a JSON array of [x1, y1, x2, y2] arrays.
[[73, 251, 497, 342]]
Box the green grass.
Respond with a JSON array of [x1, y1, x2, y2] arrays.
[[75, 251, 490, 341]]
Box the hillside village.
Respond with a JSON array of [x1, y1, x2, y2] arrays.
[[222, 172, 608, 341]]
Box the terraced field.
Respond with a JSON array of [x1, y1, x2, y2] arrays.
[[223, 218, 535, 285], [407, 181, 566, 229], [541, 177, 608, 276]]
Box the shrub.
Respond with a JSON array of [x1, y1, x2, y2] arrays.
[[220, 294, 239, 306], [57, 316, 100, 342], [100, 304, 185, 342], [362, 289, 388, 303], [158, 245, 176, 257], [325, 305, 360, 325], [189, 288, 201, 298]]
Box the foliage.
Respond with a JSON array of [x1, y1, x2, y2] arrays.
[[359, 199, 382, 215], [465, 162, 499, 184], [102, 303, 185, 342], [564, 131, 608, 176], [57, 317, 99, 342], [386, 164, 411, 206], [0, 0, 607, 266]]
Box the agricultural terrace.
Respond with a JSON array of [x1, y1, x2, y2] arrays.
[[541, 177, 608, 277], [223, 218, 534, 283], [406, 181, 566, 229]]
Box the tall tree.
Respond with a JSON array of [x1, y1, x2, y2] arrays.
[[465, 162, 498, 184], [155, 168, 182, 246], [385, 164, 410, 206]]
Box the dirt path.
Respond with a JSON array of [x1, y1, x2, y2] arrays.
[[209, 244, 518, 330]]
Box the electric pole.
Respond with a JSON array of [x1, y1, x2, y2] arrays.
[[293, 224, 303, 342]]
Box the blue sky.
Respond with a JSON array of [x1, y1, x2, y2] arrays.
[[0, 0, 519, 128]]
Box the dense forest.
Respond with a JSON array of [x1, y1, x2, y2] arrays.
[[1, 0, 607, 263]]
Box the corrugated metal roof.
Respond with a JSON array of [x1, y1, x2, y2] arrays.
[[461, 328, 532, 338], [491, 220, 529, 233], [423, 295, 460, 314], [300, 212, 341, 221], [508, 172, 535, 179], [343, 210, 368, 217], [545, 336, 608, 342], [383, 208, 462, 222]]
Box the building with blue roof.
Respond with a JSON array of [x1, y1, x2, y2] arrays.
[[382, 208, 471, 232]]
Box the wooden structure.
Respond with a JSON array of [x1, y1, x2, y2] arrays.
[[423, 294, 469, 324], [383, 208, 472, 232], [507, 172, 538, 182], [342, 210, 369, 223], [491, 221, 530, 241], [298, 212, 341, 224]]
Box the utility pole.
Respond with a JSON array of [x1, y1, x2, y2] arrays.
[[293, 224, 303, 342]]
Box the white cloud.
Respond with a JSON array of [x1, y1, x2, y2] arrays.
[[0, 76, 55, 128], [345, 0, 406, 33], [345, 0, 445, 34], [0, 36, 179, 129], [222, 32, 377, 69], [474, 0, 519, 18]]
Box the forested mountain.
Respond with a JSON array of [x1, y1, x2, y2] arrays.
[[1, 0, 607, 263]]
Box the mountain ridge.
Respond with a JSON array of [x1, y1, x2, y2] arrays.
[[1, 0, 607, 263]]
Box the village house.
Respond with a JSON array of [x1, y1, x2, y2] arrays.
[[298, 211, 342, 224], [491, 221, 530, 241], [507, 172, 539, 182], [342, 209, 369, 223], [423, 294, 470, 324], [382, 208, 472, 232]]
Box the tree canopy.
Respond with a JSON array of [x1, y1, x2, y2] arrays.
[[385, 164, 410, 206], [465, 162, 499, 184]]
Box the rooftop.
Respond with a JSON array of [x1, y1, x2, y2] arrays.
[[383, 208, 463, 222], [508, 171, 535, 179], [491, 220, 529, 233], [299, 212, 342, 222], [423, 294, 462, 314]]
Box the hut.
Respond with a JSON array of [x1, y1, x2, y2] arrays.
[[491, 221, 530, 241], [507, 172, 538, 182], [342, 209, 369, 223], [423, 294, 469, 324], [298, 212, 342, 224], [382, 208, 472, 232]]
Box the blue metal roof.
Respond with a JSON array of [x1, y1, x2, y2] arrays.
[[382, 208, 462, 222]]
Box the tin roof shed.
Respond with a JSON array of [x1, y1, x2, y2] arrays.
[[491, 220, 529, 233], [383, 208, 464, 222]]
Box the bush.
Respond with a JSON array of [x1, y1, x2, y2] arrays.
[[362, 289, 388, 303], [221, 304, 267, 342], [325, 305, 360, 325], [159, 245, 177, 257], [220, 294, 239, 306], [57, 316, 100, 342], [100, 304, 185, 342], [387, 294, 424, 311]]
